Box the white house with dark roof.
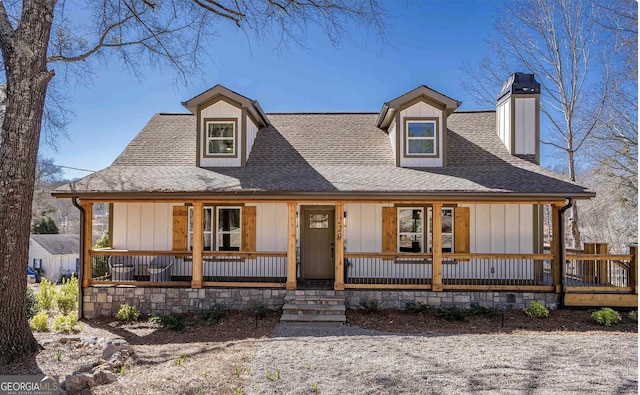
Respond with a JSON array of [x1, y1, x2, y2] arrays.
[[28, 234, 79, 282], [54, 73, 637, 319]]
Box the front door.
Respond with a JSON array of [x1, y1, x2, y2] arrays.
[[301, 206, 335, 280]]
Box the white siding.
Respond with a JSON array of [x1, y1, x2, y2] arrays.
[[399, 101, 444, 167], [388, 120, 397, 161], [496, 98, 511, 152], [246, 116, 258, 162], [28, 240, 78, 282], [112, 203, 177, 250], [199, 100, 243, 167], [252, 203, 288, 252], [344, 203, 390, 253], [514, 97, 536, 155], [464, 203, 534, 253]]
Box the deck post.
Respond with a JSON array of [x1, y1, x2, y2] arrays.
[[551, 203, 562, 293], [595, 243, 608, 285], [630, 245, 638, 294], [286, 202, 297, 290], [432, 203, 443, 292], [81, 201, 93, 288], [191, 202, 203, 289], [334, 203, 345, 291], [583, 243, 596, 284]]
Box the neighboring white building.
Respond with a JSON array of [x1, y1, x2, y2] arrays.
[[29, 234, 79, 282]]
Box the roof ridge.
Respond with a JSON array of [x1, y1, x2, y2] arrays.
[[157, 112, 193, 116], [267, 112, 378, 115]]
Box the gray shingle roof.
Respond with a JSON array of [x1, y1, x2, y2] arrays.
[[31, 234, 79, 255], [55, 111, 591, 198]]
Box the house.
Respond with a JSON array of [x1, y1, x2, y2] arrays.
[[54, 73, 637, 318], [28, 234, 80, 282]]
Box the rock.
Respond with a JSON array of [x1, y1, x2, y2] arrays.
[[108, 353, 124, 368], [93, 370, 118, 385], [77, 363, 95, 373], [39, 339, 54, 346], [64, 372, 94, 393], [96, 358, 107, 366], [59, 337, 81, 344], [106, 338, 128, 346], [101, 340, 129, 360], [81, 337, 98, 345]]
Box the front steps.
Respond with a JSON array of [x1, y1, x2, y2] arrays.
[[280, 290, 346, 323]]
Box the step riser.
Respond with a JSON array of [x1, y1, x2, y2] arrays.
[[281, 291, 347, 323]]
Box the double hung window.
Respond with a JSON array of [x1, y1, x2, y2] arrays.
[[397, 206, 454, 253], [188, 206, 241, 251], [406, 120, 437, 155], [205, 121, 235, 155]]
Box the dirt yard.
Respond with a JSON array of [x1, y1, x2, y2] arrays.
[[2, 308, 637, 394]]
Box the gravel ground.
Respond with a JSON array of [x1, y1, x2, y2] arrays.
[[244, 323, 638, 394]]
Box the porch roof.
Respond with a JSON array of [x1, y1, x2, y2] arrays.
[[53, 111, 593, 199]]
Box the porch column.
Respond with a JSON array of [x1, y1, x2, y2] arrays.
[[583, 243, 596, 283], [630, 245, 637, 294], [334, 203, 345, 291], [286, 202, 297, 290], [80, 201, 93, 288], [596, 243, 608, 285], [191, 202, 203, 289], [432, 203, 443, 292], [551, 203, 562, 293]]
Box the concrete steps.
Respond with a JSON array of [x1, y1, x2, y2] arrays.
[[280, 290, 346, 323]]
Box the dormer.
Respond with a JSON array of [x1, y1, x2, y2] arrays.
[[376, 85, 460, 167], [182, 85, 269, 167]]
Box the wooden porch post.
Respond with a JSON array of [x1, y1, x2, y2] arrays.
[[432, 203, 443, 292], [286, 202, 297, 290], [630, 245, 638, 294], [334, 203, 345, 291], [583, 243, 596, 284], [596, 243, 608, 285], [551, 203, 562, 293], [81, 201, 93, 288], [191, 202, 203, 289]]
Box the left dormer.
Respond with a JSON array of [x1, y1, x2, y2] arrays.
[[182, 85, 269, 167]]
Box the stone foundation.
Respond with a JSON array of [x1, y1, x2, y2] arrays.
[[82, 286, 559, 318]]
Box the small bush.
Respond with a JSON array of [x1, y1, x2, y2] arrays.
[[591, 308, 622, 327], [468, 303, 500, 317], [55, 292, 76, 314], [26, 288, 39, 319], [251, 301, 269, 318], [150, 314, 186, 331], [115, 303, 141, 322], [629, 311, 638, 322], [359, 298, 379, 313], [52, 313, 78, 333], [37, 279, 57, 311], [523, 301, 549, 318], [60, 275, 78, 299], [199, 303, 227, 324], [405, 301, 433, 314], [436, 306, 467, 321], [30, 311, 49, 332]]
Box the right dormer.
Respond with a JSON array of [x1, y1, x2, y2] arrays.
[[495, 72, 541, 164], [376, 85, 461, 167]]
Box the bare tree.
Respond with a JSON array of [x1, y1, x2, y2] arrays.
[[461, 0, 616, 249], [0, 0, 385, 361]]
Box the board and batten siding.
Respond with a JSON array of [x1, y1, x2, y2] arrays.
[[199, 99, 243, 167], [398, 101, 444, 167], [250, 203, 288, 252], [497, 98, 511, 152], [112, 203, 178, 250], [514, 97, 536, 156]]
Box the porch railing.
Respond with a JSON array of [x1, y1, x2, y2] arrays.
[[88, 249, 287, 287], [564, 254, 634, 291]]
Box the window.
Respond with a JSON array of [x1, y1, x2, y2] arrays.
[[406, 120, 437, 156], [397, 206, 454, 253], [188, 206, 241, 251], [205, 120, 235, 155]]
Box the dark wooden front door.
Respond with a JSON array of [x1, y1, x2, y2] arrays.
[[301, 206, 335, 280]]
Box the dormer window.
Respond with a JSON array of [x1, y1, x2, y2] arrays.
[[406, 119, 438, 157], [205, 119, 237, 157]]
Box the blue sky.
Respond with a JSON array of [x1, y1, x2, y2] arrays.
[[40, 0, 539, 180]]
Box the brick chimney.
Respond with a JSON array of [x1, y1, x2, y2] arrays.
[[496, 73, 541, 164]]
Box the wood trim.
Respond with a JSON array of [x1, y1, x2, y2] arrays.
[[72, 198, 571, 205], [403, 117, 440, 159], [202, 118, 239, 159], [395, 111, 401, 166], [286, 202, 297, 290], [334, 202, 345, 290], [596, 243, 609, 285], [397, 94, 447, 112], [81, 202, 93, 288], [88, 281, 191, 287], [241, 206, 256, 251], [442, 112, 448, 166], [630, 245, 638, 294], [345, 283, 432, 290], [444, 285, 554, 292], [108, 203, 114, 247], [381, 207, 397, 253], [202, 281, 285, 288], [564, 254, 633, 260], [565, 286, 634, 293], [191, 202, 203, 288], [431, 202, 443, 291], [172, 205, 188, 251], [564, 293, 638, 307], [454, 207, 470, 255]]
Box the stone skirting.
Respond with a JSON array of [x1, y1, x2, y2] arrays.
[[82, 286, 559, 318], [344, 290, 559, 310], [82, 286, 287, 318]]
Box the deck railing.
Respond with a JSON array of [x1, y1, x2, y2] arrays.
[[564, 254, 634, 291], [88, 249, 287, 287]]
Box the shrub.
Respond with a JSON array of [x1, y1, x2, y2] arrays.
[[629, 311, 638, 322], [468, 303, 500, 317], [150, 314, 186, 331], [30, 311, 49, 332], [359, 298, 379, 313], [591, 308, 622, 327], [405, 301, 432, 314], [52, 313, 79, 333], [523, 301, 549, 318], [199, 303, 227, 324], [251, 301, 269, 318], [436, 306, 467, 321], [26, 287, 39, 319], [60, 275, 78, 299], [115, 303, 141, 322], [55, 292, 76, 314], [36, 279, 56, 311]]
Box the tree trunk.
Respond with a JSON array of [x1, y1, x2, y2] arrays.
[[567, 148, 582, 249], [0, 0, 55, 362]]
